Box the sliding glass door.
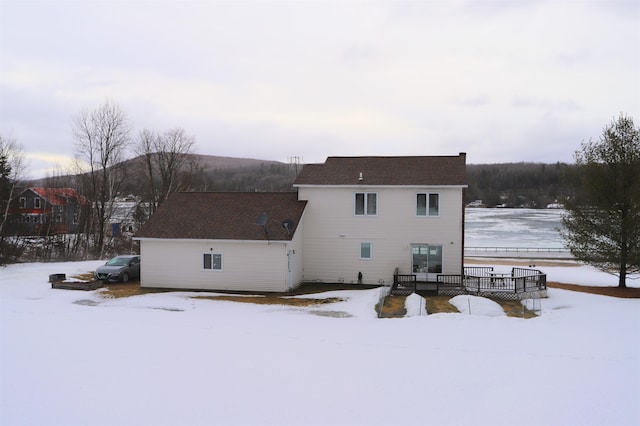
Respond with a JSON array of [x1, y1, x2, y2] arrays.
[[411, 244, 443, 281]]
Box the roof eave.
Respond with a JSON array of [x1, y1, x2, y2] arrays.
[[134, 237, 292, 244], [293, 184, 468, 188]]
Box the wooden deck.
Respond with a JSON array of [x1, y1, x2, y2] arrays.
[[392, 266, 547, 299]]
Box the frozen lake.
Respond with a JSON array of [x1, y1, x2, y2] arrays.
[[465, 208, 565, 249]]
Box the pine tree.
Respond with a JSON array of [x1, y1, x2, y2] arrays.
[[562, 114, 640, 288]]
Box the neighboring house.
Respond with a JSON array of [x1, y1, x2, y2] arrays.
[[5, 187, 88, 236], [293, 154, 468, 286], [135, 192, 307, 292], [134, 154, 467, 292], [108, 196, 152, 237]]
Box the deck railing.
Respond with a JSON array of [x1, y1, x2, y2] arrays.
[[391, 274, 417, 295], [392, 266, 546, 296]]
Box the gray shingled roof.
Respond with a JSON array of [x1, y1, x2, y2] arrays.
[[293, 154, 467, 186], [135, 192, 306, 241]]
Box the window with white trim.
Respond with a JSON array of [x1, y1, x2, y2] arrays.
[[360, 242, 372, 259], [19, 197, 26, 208], [355, 192, 377, 216], [417, 192, 439, 216], [34, 198, 42, 209], [203, 253, 223, 271]]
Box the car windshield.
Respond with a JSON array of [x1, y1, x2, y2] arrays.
[[106, 257, 130, 266]]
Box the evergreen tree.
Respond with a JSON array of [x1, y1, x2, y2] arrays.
[[562, 114, 640, 288]]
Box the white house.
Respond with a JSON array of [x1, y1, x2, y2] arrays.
[[135, 154, 467, 292]]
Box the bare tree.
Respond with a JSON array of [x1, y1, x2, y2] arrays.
[[135, 128, 159, 213], [72, 100, 131, 257], [0, 135, 26, 236], [135, 127, 196, 213], [156, 128, 196, 201]]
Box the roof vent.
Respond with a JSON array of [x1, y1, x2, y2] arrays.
[[256, 212, 269, 239], [256, 212, 268, 227], [281, 219, 295, 235]]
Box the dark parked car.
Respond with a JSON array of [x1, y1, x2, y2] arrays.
[[95, 255, 141, 283]]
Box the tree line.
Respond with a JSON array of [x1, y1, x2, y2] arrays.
[[465, 162, 575, 207]]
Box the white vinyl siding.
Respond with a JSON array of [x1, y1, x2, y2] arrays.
[[298, 186, 463, 285], [138, 214, 305, 292]]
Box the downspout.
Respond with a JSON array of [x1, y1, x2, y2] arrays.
[[460, 152, 467, 277]]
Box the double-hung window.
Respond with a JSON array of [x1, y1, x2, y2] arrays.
[[355, 192, 377, 216], [417, 193, 439, 216], [203, 253, 223, 271]]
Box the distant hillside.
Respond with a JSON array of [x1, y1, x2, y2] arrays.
[[163, 153, 284, 171], [117, 154, 295, 194], [30, 155, 575, 207]]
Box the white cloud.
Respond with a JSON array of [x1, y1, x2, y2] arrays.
[[1, 0, 638, 175]]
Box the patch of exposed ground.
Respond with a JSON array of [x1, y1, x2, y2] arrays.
[[71, 273, 96, 281], [420, 295, 460, 314], [547, 282, 640, 298], [377, 295, 407, 318], [494, 299, 538, 318], [96, 281, 347, 307], [99, 281, 160, 299], [193, 294, 344, 307]]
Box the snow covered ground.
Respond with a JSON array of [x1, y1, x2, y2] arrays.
[[1, 260, 639, 426]]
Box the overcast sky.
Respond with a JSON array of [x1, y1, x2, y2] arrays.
[[1, 0, 639, 179]]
